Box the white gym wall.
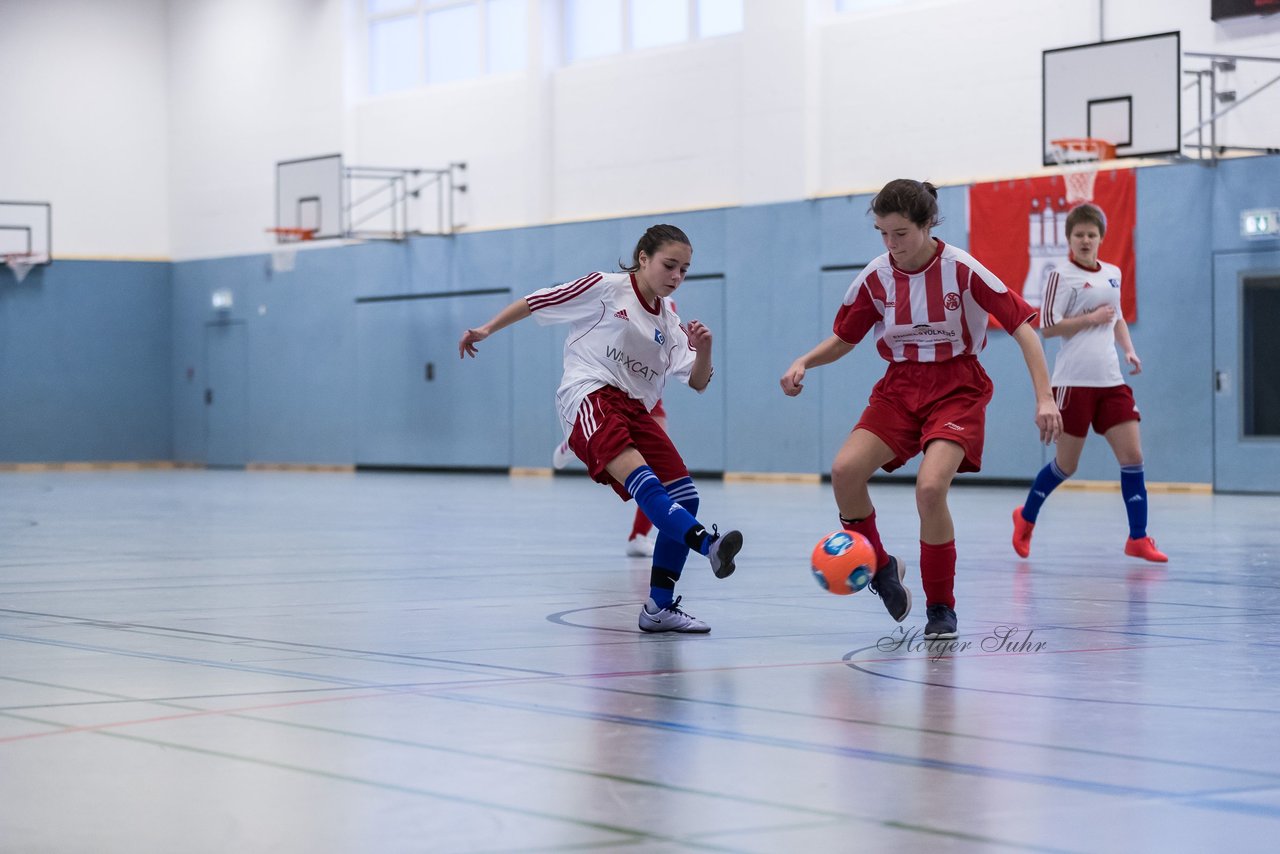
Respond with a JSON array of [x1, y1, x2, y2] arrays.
[[2, 0, 1279, 261], [0, 0, 170, 259]]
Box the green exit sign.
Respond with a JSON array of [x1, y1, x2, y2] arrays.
[[1241, 208, 1280, 238]]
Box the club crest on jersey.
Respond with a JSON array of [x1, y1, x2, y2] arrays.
[[1108, 278, 1120, 288], [944, 293, 960, 311], [653, 328, 665, 345], [614, 309, 629, 321]]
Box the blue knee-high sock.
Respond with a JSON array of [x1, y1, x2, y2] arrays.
[[1022, 460, 1069, 523], [625, 467, 708, 554], [649, 477, 699, 608], [1120, 464, 1148, 539]]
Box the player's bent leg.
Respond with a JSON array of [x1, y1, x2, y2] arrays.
[[835, 430, 909, 622], [606, 450, 742, 579], [832, 429, 896, 520]]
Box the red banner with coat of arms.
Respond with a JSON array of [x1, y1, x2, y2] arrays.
[[968, 168, 1137, 326]]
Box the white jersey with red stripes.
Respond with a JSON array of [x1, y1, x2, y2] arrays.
[[833, 240, 1037, 362], [1040, 256, 1125, 387], [526, 272, 699, 434]]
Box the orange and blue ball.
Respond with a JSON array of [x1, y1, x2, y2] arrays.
[[810, 531, 876, 595]]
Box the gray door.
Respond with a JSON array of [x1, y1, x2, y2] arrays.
[[1214, 251, 1280, 493], [356, 292, 512, 468], [204, 320, 248, 467], [659, 276, 727, 474]]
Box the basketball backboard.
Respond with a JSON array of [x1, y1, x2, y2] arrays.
[[0, 200, 51, 264], [275, 154, 344, 241], [1042, 32, 1182, 165]]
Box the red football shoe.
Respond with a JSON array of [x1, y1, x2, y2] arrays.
[[1012, 507, 1035, 558], [1124, 536, 1168, 563]]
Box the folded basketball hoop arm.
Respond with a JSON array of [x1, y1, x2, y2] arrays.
[[345, 162, 467, 239], [1182, 51, 1280, 162]]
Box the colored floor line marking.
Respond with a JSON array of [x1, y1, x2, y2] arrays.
[[428, 690, 1280, 820], [843, 645, 1280, 714], [0, 635, 1229, 720], [0, 632, 386, 689], [0, 606, 562, 677], [561, 682, 1280, 783], [15, 660, 1280, 790], [0, 705, 1074, 854], [0, 712, 724, 852], [4, 632, 1276, 803], [1, 704, 1072, 854], [0, 675, 977, 834]]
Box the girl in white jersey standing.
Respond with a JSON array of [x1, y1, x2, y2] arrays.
[[459, 224, 744, 633], [1012, 203, 1167, 563], [781, 179, 1062, 640]]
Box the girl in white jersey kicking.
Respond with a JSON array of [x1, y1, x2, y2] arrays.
[[459, 224, 743, 633], [781, 179, 1062, 640], [1012, 203, 1167, 563]]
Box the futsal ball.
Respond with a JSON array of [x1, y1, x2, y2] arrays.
[[810, 531, 876, 596]]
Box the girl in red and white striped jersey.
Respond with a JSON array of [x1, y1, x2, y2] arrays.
[[781, 179, 1062, 640], [460, 224, 743, 634]]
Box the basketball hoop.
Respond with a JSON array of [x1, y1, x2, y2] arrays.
[[264, 227, 315, 275], [1050, 138, 1116, 204], [3, 252, 48, 284], [265, 226, 318, 243]]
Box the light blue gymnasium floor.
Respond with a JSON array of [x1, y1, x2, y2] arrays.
[[1, 469, 1279, 853]]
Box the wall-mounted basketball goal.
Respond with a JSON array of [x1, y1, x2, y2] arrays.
[[1042, 31, 1182, 166], [272, 154, 467, 244], [0, 200, 52, 283]]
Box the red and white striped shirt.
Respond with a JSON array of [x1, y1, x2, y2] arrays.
[[834, 240, 1037, 362]]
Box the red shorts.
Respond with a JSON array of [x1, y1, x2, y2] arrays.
[[855, 356, 994, 473], [649, 399, 667, 419], [566, 386, 689, 500], [1054, 384, 1140, 437]]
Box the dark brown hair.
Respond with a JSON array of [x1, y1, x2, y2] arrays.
[[869, 179, 942, 229], [1065, 203, 1107, 239], [620, 224, 691, 272]]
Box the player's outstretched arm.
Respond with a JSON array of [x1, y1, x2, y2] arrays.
[[1012, 322, 1062, 444], [459, 298, 533, 358], [780, 335, 854, 397]]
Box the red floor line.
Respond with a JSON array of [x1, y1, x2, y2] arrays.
[[0, 641, 1193, 745]]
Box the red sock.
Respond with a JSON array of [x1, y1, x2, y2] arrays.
[[920, 540, 956, 608], [842, 510, 890, 570], [629, 507, 653, 540]]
